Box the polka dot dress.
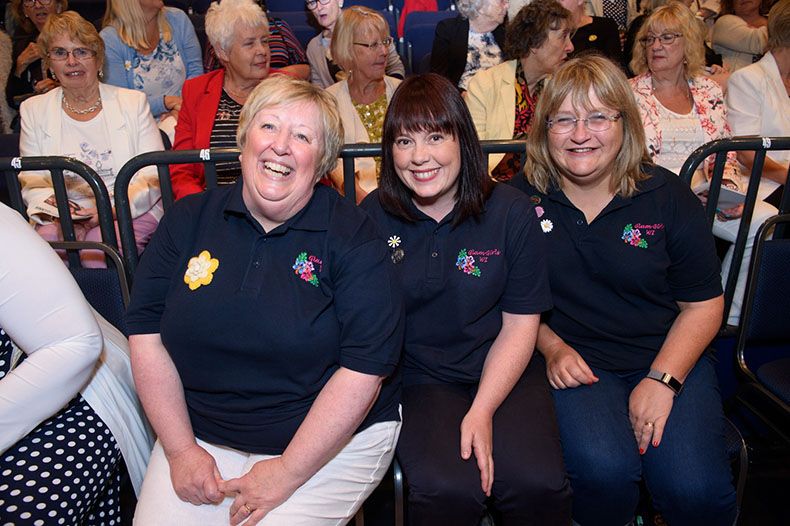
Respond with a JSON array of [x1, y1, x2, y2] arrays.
[[0, 328, 123, 525]]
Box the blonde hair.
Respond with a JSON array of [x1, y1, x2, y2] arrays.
[[331, 6, 390, 72], [237, 76, 344, 179], [526, 55, 650, 197], [103, 0, 172, 50], [39, 11, 105, 73], [768, 0, 790, 50], [205, 0, 268, 55], [629, 2, 706, 78], [10, 0, 67, 34]]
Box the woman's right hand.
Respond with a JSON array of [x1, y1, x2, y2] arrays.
[[545, 342, 598, 389], [165, 443, 224, 505], [16, 42, 43, 77]]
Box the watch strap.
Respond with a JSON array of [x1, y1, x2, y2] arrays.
[[646, 369, 683, 395]]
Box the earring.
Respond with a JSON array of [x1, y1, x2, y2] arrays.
[[50, 70, 57, 81], [98, 69, 104, 79]]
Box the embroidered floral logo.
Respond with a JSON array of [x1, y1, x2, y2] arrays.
[[184, 250, 219, 290], [456, 249, 481, 277], [293, 252, 320, 287], [622, 224, 648, 249]]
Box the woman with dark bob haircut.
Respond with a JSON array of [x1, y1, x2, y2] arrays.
[[362, 73, 571, 525]]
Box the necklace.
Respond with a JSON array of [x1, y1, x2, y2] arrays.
[[62, 94, 102, 115]]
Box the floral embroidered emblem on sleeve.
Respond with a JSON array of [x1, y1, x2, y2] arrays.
[[456, 249, 481, 277], [293, 252, 319, 287], [622, 224, 648, 248], [184, 250, 219, 290]]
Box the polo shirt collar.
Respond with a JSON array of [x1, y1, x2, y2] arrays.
[[223, 180, 331, 234], [544, 167, 666, 214]]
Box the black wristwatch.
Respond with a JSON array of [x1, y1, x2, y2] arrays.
[[646, 369, 683, 396]]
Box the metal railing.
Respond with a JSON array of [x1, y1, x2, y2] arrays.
[[678, 136, 790, 322]]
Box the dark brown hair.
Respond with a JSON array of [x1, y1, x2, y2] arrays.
[[379, 73, 493, 225], [504, 0, 572, 60]]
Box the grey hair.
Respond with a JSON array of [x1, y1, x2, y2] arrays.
[[205, 0, 268, 54], [455, 0, 488, 18]]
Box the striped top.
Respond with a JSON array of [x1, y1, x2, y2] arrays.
[[209, 90, 243, 186]]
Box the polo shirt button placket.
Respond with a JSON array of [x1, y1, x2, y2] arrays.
[[576, 218, 585, 226]]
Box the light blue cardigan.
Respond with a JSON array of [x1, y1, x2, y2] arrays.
[[100, 7, 203, 117]]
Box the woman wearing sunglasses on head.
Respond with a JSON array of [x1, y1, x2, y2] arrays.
[[325, 6, 401, 203]]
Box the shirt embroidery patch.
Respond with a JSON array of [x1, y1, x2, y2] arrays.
[[456, 249, 481, 277], [622, 223, 648, 248], [293, 252, 320, 287], [184, 250, 219, 290]]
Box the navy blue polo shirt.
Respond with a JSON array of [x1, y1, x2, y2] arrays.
[[361, 183, 552, 386], [509, 164, 722, 371], [126, 183, 404, 454]]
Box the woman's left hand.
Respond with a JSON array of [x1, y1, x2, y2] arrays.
[[628, 378, 675, 454], [219, 457, 302, 526], [460, 407, 494, 496]]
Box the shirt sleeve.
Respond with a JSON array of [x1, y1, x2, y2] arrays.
[[172, 9, 204, 81], [329, 208, 404, 377], [126, 198, 194, 334], [499, 192, 553, 314], [663, 173, 723, 302], [0, 204, 102, 453], [170, 78, 206, 200]]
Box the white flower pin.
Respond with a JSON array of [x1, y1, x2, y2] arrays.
[[540, 219, 554, 233], [388, 235, 401, 248], [124, 60, 132, 71]]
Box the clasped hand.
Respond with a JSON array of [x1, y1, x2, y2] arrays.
[[167, 443, 301, 525]]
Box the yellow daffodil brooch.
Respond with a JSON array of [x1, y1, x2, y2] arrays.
[[184, 250, 219, 290]]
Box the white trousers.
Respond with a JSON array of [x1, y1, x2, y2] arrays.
[[134, 420, 400, 525], [713, 199, 778, 325]]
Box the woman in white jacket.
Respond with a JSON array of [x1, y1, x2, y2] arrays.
[[0, 202, 152, 524], [19, 12, 163, 267]]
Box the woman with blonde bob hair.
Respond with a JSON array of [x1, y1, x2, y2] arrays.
[[511, 55, 737, 526], [100, 0, 203, 124], [128, 75, 403, 525]]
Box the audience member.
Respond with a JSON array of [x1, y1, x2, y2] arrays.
[[170, 0, 273, 200], [203, 0, 310, 80], [0, 30, 15, 132], [726, 0, 790, 197], [712, 0, 768, 71], [101, 0, 203, 138], [0, 201, 153, 524], [630, 1, 777, 325], [466, 0, 573, 179], [5, 0, 66, 110], [19, 12, 164, 268], [326, 6, 401, 202], [512, 54, 737, 526], [127, 75, 404, 525], [362, 73, 571, 526], [306, 0, 404, 88], [559, 0, 623, 66], [429, 0, 508, 91]]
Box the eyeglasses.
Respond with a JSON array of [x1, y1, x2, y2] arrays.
[[353, 37, 393, 50], [639, 33, 683, 47], [305, 0, 332, 10], [47, 47, 97, 61], [546, 112, 622, 134], [23, 0, 53, 6]]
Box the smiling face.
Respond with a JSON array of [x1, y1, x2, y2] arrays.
[[529, 22, 574, 76], [240, 101, 323, 231], [645, 23, 685, 75], [547, 88, 623, 190], [312, 0, 342, 31], [351, 24, 388, 82], [48, 33, 100, 94], [392, 128, 462, 220], [24, 0, 60, 31], [221, 23, 270, 83]]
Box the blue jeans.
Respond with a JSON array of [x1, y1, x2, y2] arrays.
[[551, 354, 737, 526]]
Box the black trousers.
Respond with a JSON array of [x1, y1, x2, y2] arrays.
[[397, 357, 572, 526]]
